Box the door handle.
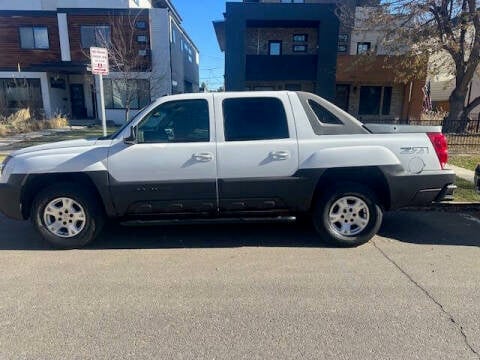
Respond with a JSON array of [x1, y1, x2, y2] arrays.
[[192, 152, 214, 162], [270, 151, 290, 161]]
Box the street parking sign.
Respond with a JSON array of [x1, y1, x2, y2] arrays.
[[90, 47, 109, 76]]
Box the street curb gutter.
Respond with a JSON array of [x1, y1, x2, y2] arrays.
[[402, 202, 480, 212]]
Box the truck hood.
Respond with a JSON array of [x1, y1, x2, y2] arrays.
[[12, 138, 100, 156]]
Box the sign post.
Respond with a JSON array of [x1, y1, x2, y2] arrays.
[[90, 47, 109, 137]]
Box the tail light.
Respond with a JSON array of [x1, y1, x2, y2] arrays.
[[427, 133, 448, 169]]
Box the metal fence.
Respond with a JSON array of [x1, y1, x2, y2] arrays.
[[365, 118, 480, 154]]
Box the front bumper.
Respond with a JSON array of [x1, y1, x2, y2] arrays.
[[385, 168, 456, 209], [0, 182, 24, 220]]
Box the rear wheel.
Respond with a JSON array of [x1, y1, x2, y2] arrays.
[[31, 183, 105, 249], [313, 183, 383, 247]]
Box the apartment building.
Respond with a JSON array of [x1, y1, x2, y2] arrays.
[[214, 0, 425, 121], [0, 0, 199, 123]]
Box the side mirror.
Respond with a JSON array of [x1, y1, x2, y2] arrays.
[[124, 126, 137, 145]]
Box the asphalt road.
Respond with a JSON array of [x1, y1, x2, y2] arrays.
[[0, 211, 479, 360]]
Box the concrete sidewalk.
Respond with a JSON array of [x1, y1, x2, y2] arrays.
[[448, 164, 476, 183]]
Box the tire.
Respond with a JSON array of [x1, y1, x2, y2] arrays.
[[31, 183, 105, 249], [312, 182, 383, 247]]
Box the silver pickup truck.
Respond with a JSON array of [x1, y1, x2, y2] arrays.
[[0, 91, 456, 248]]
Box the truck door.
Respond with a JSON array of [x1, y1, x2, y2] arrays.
[[107, 94, 218, 216], [213, 93, 300, 213]]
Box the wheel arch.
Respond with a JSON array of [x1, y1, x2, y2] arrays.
[[310, 166, 391, 211], [21, 172, 113, 219]]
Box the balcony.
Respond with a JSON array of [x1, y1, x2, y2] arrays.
[[245, 55, 317, 81]]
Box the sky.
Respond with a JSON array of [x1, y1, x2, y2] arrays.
[[171, 0, 236, 90]]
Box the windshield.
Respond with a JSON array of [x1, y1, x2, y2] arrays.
[[99, 105, 150, 140]]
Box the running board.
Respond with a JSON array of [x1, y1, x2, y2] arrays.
[[121, 216, 297, 227]]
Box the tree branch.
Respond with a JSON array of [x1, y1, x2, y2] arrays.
[[465, 96, 480, 115]]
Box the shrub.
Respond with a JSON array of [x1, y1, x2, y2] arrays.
[[0, 124, 8, 137], [47, 114, 69, 129], [0, 109, 69, 137], [8, 108, 33, 133]]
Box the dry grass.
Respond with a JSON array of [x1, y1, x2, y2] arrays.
[[0, 109, 69, 137], [0, 124, 7, 137]]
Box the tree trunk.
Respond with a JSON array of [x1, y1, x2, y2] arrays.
[[125, 107, 130, 123], [443, 88, 469, 133]]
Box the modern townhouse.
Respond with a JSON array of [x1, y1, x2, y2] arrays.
[[213, 0, 426, 122], [0, 0, 199, 123]]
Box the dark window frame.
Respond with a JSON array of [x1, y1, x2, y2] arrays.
[[356, 42, 371, 54], [137, 99, 210, 144], [358, 86, 382, 115], [308, 99, 344, 125], [268, 40, 282, 56], [293, 34, 308, 42], [80, 24, 112, 49], [135, 20, 147, 30], [18, 26, 50, 50], [103, 79, 151, 110], [222, 97, 290, 142], [136, 34, 148, 44], [292, 44, 307, 53], [382, 86, 393, 115]]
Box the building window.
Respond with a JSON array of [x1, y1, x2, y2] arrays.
[[338, 34, 348, 53], [293, 45, 307, 53], [357, 42, 371, 55], [223, 98, 289, 141], [382, 86, 392, 115], [0, 78, 43, 114], [136, 35, 148, 43], [138, 49, 148, 57], [137, 99, 210, 143], [359, 86, 392, 116], [308, 99, 343, 125], [135, 21, 147, 29], [293, 34, 307, 42], [80, 25, 111, 48], [269, 41, 282, 56], [19, 26, 49, 49], [103, 79, 150, 110], [281, 0, 305, 3]]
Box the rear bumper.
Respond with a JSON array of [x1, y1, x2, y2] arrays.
[[0, 181, 24, 220], [385, 168, 456, 209]]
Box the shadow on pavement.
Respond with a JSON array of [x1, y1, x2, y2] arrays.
[[0, 210, 478, 250], [379, 211, 480, 247]]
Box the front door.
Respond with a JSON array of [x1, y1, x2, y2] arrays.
[[107, 94, 217, 216], [213, 93, 300, 213], [70, 84, 86, 119]]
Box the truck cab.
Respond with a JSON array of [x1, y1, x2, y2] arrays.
[[0, 91, 456, 248]]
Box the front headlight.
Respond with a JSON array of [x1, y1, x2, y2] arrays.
[[0, 155, 12, 176]]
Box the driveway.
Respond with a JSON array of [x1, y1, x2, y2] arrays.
[[0, 211, 479, 360]]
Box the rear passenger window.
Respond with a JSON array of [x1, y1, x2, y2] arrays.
[[308, 99, 343, 125], [223, 97, 289, 141]]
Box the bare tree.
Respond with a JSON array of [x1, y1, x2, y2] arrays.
[[84, 11, 165, 122], [339, 0, 480, 131]]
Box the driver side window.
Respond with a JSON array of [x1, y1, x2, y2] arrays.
[[137, 99, 210, 143]]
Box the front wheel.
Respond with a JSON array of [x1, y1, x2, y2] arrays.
[[31, 183, 105, 249], [313, 183, 383, 247]]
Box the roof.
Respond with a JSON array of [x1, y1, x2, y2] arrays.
[[213, 20, 226, 52]]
